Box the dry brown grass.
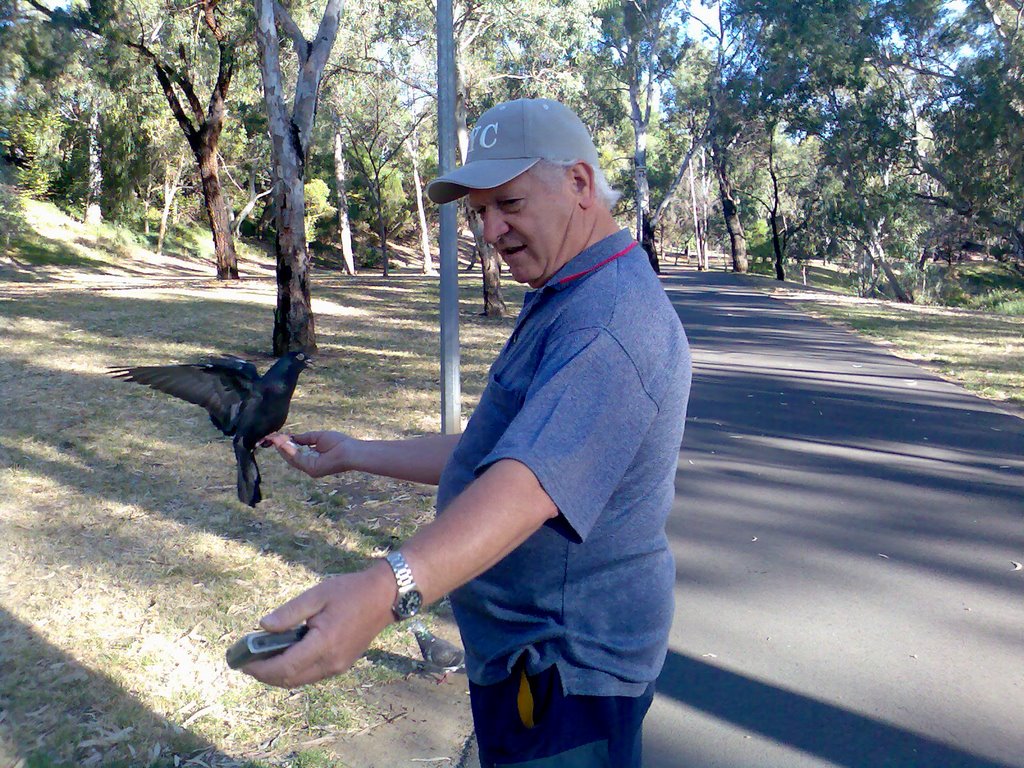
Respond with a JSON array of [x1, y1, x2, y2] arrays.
[[0, 203, 525, 767]]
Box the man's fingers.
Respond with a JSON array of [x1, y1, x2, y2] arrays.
[[289, 431, 320, 446], [260, 432, 291, 449], [260, 586, 323, 633]]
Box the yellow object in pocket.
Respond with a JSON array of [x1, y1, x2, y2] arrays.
[[517, 666, 535, 729]]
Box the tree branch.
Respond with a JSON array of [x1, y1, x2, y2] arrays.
[[274, 0, 310, 63]]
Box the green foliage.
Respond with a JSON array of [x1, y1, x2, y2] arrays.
[[304, 178, 336, 241], [0, 165, 27, 249], [0, 106, 60, 198], [745, 218, 773, 266]]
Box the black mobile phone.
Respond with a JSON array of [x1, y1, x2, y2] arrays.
[[226, 625, 309, 669]]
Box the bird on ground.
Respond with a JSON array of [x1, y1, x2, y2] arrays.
[[109, 351, 312, 507], [409, 620, 465, 684]]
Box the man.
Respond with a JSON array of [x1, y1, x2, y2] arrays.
[[250, 98, 691, 767]]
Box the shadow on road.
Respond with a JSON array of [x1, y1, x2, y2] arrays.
[[649, 650, 1017, 768]]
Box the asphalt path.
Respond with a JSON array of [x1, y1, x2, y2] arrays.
[[645, 270, 1024, 768]]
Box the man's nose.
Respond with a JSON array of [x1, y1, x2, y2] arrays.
[[480, 210, 509, 244]]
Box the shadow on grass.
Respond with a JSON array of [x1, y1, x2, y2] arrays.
[[0, 607, 246, 768]]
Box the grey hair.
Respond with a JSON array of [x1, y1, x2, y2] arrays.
[[532, 159, 622, 210]]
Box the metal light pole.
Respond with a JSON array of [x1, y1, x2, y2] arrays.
[[436, 0, 461, 434]]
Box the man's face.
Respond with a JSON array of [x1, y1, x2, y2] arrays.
[[466, 165, 584, 289]]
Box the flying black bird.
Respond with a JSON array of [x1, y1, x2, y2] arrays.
[[409, 620, 465, 683], [109, 352, 312, 507]]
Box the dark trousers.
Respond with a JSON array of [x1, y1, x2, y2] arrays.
[[469, 660, 655, 767]]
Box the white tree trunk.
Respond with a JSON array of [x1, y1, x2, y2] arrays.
[[688, 156, 704, 270], [84, 107, 103, 226], [232, 164, 271, 237], [407, 133, 435, 275], [157, 156, 184, 256], [333, 129, 356, 275], [255, 0, 343, 352]]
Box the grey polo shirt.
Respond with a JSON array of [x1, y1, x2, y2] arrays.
[[436, 229, 691, 697]]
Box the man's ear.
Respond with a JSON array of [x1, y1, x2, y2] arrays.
[[568, 162, 597, 208]]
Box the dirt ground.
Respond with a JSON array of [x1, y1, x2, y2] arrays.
[[330, 616, 476, 768], [316, 610, 476, 768]]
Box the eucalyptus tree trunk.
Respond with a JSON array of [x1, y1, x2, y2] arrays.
[[628, 76, 657, 272], [688, 158, 706, 270], [865, 219, 913, 303], [157, 156, 184, 256], [767, 133, 785, 281], [332, 129, 356, 275], [455, 61, 505, 316], [650, 128, 705, 270], [84, 107, 103, 226], [146, 9, 239, 280], [407, 133, 436, 276], [711, 138, 748, 273], [233, 164, 272, 237], [196, 141, 238, 279], [255, 0, 343, 353]]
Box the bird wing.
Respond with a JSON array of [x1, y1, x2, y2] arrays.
[[109, 359, 259, 436]]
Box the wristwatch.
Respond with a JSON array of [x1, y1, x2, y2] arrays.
[[384, 551, 423, 620]]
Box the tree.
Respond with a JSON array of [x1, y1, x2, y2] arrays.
[[595, 0, 688, 271], [254, 0, 344, 354], [337, 71, 427, 277], [20, 0, 244, 279]]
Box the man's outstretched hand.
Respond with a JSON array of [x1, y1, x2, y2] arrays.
[[262, 430, 355, 478], [241, 562, 396, 688]]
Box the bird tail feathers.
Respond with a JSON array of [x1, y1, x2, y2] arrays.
[[234, 439, 262, 507]]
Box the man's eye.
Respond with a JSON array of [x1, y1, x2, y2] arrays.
[[500, 199, 523, 211]]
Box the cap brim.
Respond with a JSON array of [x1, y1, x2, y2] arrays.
[[426, 158, 540, 204]]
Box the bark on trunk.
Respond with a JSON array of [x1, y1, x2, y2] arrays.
[[455, 64, 504, 314], [866, 224, 913, 303], [255, 0, 342, 353], [333, 129, 356, 275], [630, 86, 657, 273], [687, 158, 706, 270], [767, 132, 785, 281], [712, 143, 747, 273], [463, 203, 506, 317], [770, 214, 786, 281], [197, 144, 239, 279], [640, 218, 658, 273], [376, 181, 389, 278]]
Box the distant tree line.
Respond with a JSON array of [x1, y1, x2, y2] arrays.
[[2, 0, 1022, 345]]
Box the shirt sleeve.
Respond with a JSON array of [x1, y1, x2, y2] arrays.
[[476, 327, 658, 543]]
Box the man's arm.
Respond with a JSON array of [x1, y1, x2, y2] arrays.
[[242, 458, 558, 688], [266, 431, 461, 486]]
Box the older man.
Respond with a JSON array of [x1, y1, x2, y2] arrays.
[[251, 98, 691, 767]]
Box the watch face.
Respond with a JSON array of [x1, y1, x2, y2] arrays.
[[396, 589, 423, 618]]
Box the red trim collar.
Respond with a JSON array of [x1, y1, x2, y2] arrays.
[[556, 241, 639, 285]]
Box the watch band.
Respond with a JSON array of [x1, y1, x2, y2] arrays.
[[386, 551, 416, 591], [385, 551, 422, 619]]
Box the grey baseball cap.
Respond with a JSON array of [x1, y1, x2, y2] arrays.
[[427, 98, 599, 204]]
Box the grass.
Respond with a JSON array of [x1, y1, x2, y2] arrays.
[[0, 201, 524, 766]]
